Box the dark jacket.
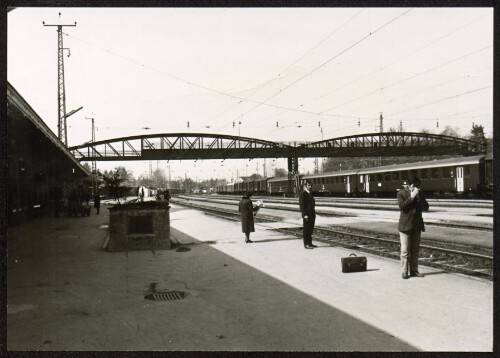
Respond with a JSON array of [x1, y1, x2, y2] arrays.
[[299, 190, 316, 219], [93, 194, 101, 208], [397, 187, 429, 232], [239, 196, 257, 233]]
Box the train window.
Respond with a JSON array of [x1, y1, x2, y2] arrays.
[[342, 176, 346, 184], [401, 171, 408, 180], [442, 168, 452, 178], [420, 168, 428, 179], [464, 166, 470, 177], [360, 176, 363, 183], [384, 172, 391, 181], [334, 177, 338, 184], [431, 167, 440, 178], [376, 173, 382, 182], [411, 170, 418, 179], [321, 178, 326, 184], [369, 174, 375, 181], [392, 172, 399, 180]]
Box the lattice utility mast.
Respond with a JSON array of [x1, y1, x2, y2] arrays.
[[43, 13, 77, 146]]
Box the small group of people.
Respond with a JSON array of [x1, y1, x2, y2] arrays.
[[239, 177, 429, 280], [157, 189, 171, 202]]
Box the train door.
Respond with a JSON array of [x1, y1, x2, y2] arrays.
[[346, 176, 351, 193], [364, 174, 370, 193], [456, 166, 464, 192]]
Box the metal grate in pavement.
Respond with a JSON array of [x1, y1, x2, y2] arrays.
[[145, 291, 185, 301]]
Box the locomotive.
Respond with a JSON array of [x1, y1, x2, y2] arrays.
[[217, 155, 493, 198]]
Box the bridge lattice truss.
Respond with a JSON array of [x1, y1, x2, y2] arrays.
[[69, 132, 485, 162]]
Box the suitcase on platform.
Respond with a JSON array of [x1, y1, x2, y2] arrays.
[[341, 253, 367, 273]]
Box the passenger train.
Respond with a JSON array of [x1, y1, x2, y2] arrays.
[[216, 155, 493, 198]]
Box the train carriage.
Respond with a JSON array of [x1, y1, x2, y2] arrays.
[[302, 169, 358, 196], [255, 178, 269, 195], [356, 155, 486, 196], [215, 155, 490, 198], [267, 176, 290, 195], [483, 153, 493, 197]]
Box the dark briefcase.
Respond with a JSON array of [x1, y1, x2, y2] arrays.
[[341, 253, 367, 273]]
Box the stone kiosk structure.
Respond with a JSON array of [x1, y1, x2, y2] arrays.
[[107, 202, 170, 251]]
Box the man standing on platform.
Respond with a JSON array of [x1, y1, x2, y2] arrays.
[[397, 177, 429, 279], [93, 192, 101, 214], [299, 180, 317, 249]]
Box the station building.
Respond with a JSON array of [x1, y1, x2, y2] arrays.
[[7, 82, 91, 226]]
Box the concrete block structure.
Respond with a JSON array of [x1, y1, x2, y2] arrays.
[[107, 202, 170, 251]]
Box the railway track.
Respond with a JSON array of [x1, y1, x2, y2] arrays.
[[274, 226, 492, 281], [209, 194, 494, 208], [176, 196, 493, 232], [171, 198, 493, 281]]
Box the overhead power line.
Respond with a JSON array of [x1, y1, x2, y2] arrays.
[[297, 12, 490, 111], [317, 44, 492, 115], [232, 9, 413, 124], [387, 85, 492, 116], [65, 29, 382, 123]]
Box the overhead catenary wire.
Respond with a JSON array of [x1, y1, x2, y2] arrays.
[[65, 28, 388, 124], [294, 12, 491, 111], [209, 9, 365, 131], [59, 10, 491, 145], [288, 43, 492, 130], [387, 86, 492, 117], [261, 13, 492, 137], [230, 9, 413, 125]]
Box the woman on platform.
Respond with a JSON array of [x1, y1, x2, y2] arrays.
[[238, 191, 261, 243]]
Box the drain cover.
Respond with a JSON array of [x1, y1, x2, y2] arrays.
[[145, 291, 185, 301]]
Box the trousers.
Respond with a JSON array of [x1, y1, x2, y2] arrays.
[[302, 216, 316, 246], [399, 227, 422, 274]]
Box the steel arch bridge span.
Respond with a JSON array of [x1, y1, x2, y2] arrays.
[[68, 132, 485, 162], [297, 132, 485, 157], [69, 133, 295, 161]]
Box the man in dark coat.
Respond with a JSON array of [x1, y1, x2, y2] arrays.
[[238, 191, 258, 243], [397, 177, 429, 279], [299, 180, 317, 249], [164, 189, 171, 202], [93, 192, 101, 214]]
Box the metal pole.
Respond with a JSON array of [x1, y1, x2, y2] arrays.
[[168, 164, 171, 189], [86, 116, 96, 195], [43, 14, 76, 146]]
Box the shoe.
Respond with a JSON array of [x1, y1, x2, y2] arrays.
[[402, 273, 409, 279], [245, 239, 253, 243], [304, 245, 314, 249], [310, 244, 318, 248], [411, 271, 424, 278]]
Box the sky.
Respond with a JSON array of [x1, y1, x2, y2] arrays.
[[7, 7, 493, 182]]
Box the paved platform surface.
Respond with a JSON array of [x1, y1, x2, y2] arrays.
[[6, 204, 493, 351]]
